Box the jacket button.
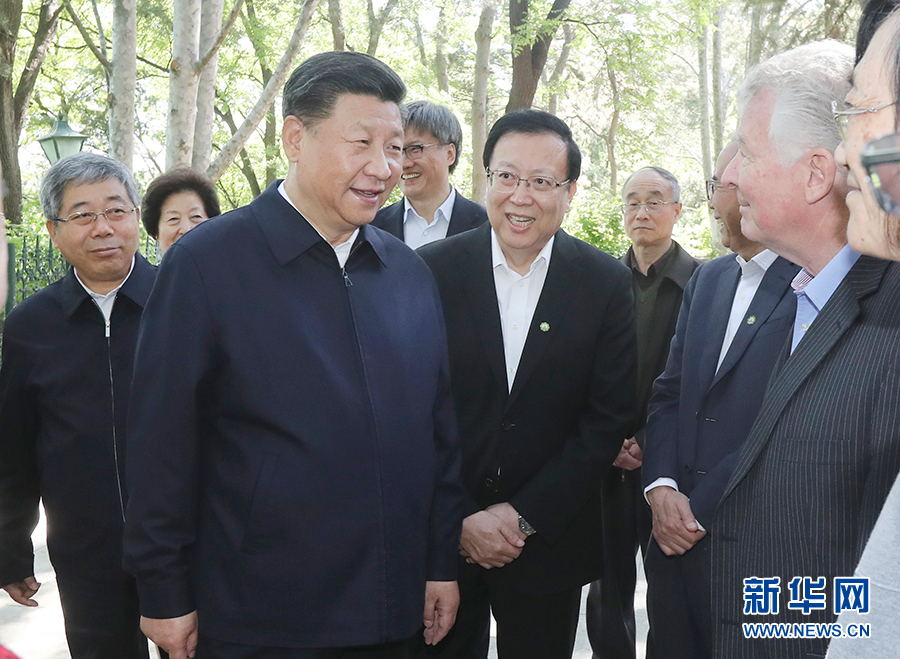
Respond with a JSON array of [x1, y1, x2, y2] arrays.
[[485, 478, 495, 488], [705, 417, 717, 423], [684, 464, 692, 472], [501, 421, 515, 431]]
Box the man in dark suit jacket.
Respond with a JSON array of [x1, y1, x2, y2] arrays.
[[123, 52, 465, 659], [587, 166, 699, 659], [372, 101, 487, 246], [641, 142, 799, 659], [710, 41, 900, 659], [416, 110, 636, 659]]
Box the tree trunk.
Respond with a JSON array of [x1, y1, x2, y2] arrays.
[[712, 6, 724, 159], [366, 0, 400, 56], [747, 1, 764, 71], [505, 0, 572, 113], [242, 0, 277, 185], [216, 103, 261, 197], [167, 0, 202, 169], [328, 0, 346, 51], [1, 0, 62, 224], [110, 0, 137, 168], [192, 0, 225, 172], [546, 23, 573, 115], [206, 0, 319, 181], [434, 6, 449, 93], [0, 1, 22, 225], [606, 59, 620, 196], [698, 25, 711, 181], [471, 2, 494, 204]]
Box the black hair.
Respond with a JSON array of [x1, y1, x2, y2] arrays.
[[282, 51, 406, 129], [482, 110, 581, 182], [141, 167, 221, 238]]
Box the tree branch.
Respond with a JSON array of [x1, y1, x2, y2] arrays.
[[14, 0, 63, 132], [62, 0, 110, 70], [198, 0, 245, 71], [90, 0, 107, 61]]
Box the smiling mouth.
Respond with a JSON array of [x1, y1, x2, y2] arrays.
[[401, 173, 421, 181], [353, 188, 384, 199], [507, 213, 534, 227]]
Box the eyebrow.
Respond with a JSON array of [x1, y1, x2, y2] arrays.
[[68, 194, 129, 211], [626, 188, 666, 199]]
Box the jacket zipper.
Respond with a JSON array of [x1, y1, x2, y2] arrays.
[[341, 252, 390, 638], [94, 300, 127, 521]]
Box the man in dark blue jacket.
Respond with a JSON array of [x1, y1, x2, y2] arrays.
[[0, 153, 155, 658], [641, 142, 798, 658], [123, 52, 465, 659]]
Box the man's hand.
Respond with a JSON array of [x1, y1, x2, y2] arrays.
[[459, 509, 526, 569], [647, 486, 706, 555], [2, 577, 40, 606], [141, 611, 198, 659], [423, 580, 459, 645], [613, 437, 643, 470]]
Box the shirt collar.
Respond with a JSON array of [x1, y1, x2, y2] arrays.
[[403, 187, 456, 226], [270, 180, 376, 266], [491, 228, 555, 275], [791, 243, 861, 311], [74, 255, 135, 301], [735, 248, 778, 274]]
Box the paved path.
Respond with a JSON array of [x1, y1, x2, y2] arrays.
[[0, 510, 648, 659]]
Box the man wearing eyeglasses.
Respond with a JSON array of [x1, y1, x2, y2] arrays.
[[0, 152, 154, 658], [373, 101, 487, 247], [586, 166, 698, 659], [414, 110, 636, 658], [640, 141, 798, 659]]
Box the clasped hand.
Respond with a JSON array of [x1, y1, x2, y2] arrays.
[[458, 503, 527, 569]]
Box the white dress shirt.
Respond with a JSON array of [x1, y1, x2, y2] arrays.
[[715, 249, 779, 371], [278, 182, 358, 267], [75, 256, 136, 336], [402, 188, 456, 249], [491, 229, 554, 392], [644, 249, 778, 516]]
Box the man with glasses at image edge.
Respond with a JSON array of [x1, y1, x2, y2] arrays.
[[0, 152, 155, 658], [373, 101, 487, 247], [587, 166, 698, 659], [413, 110, 636, 658]]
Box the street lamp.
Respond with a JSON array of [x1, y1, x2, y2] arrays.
[[37, 114, 88, 165]]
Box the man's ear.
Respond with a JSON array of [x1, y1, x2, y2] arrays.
[[673, 202, 683, 221], [282, 116, 306, 163], [805, 147, 837, 204], [45, 220, 58, 248]]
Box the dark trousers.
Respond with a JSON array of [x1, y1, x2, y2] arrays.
[[54, 568, 150, 659], [644, 534, 712, 659], [412, 559, 581, 659], [586, 467, 653, 659], [196, 637, 412, 659]]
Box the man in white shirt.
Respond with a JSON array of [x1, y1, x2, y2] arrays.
[[373, 101, 486, 246], [415, 110, 636, 659], [640, 142, 799, 659]]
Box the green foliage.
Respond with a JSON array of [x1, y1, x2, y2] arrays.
[[564, 187, 631, 257]]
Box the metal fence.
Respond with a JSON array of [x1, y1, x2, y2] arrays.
[[4, 235, 159, 318]]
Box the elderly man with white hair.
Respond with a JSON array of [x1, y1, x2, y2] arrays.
[[711, 39, 900, 659]]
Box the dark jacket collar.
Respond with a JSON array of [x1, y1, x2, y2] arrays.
[[621, 240, 697, 288], [60, 252, 157, 318], [254, 180, 388, 268]]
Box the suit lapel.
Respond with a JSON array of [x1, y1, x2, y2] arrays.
[[461, 227, 509, 397], [711, 257, 796, 388], [386, 202, 405, 240], [506, 231, 581, 410], [697, 260, 741, 393], [719, 256, 888, 506]]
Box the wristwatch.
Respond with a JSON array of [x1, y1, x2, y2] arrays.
[[518, 513, 536, 536]]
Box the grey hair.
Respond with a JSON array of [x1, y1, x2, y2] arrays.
[[737, 39, 854, 166], [403, 101, 463, 173], [40, 152, 140, 222], [622, 166, 681, 202]]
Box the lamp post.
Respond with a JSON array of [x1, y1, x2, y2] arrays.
[[37, 114, 88, 165]]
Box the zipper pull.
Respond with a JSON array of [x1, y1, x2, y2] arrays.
[[342, 268, 353, 287], [105, 318, 111, 338]]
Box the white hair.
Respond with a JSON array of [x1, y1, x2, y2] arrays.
[[737, 40, 854, 166]]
